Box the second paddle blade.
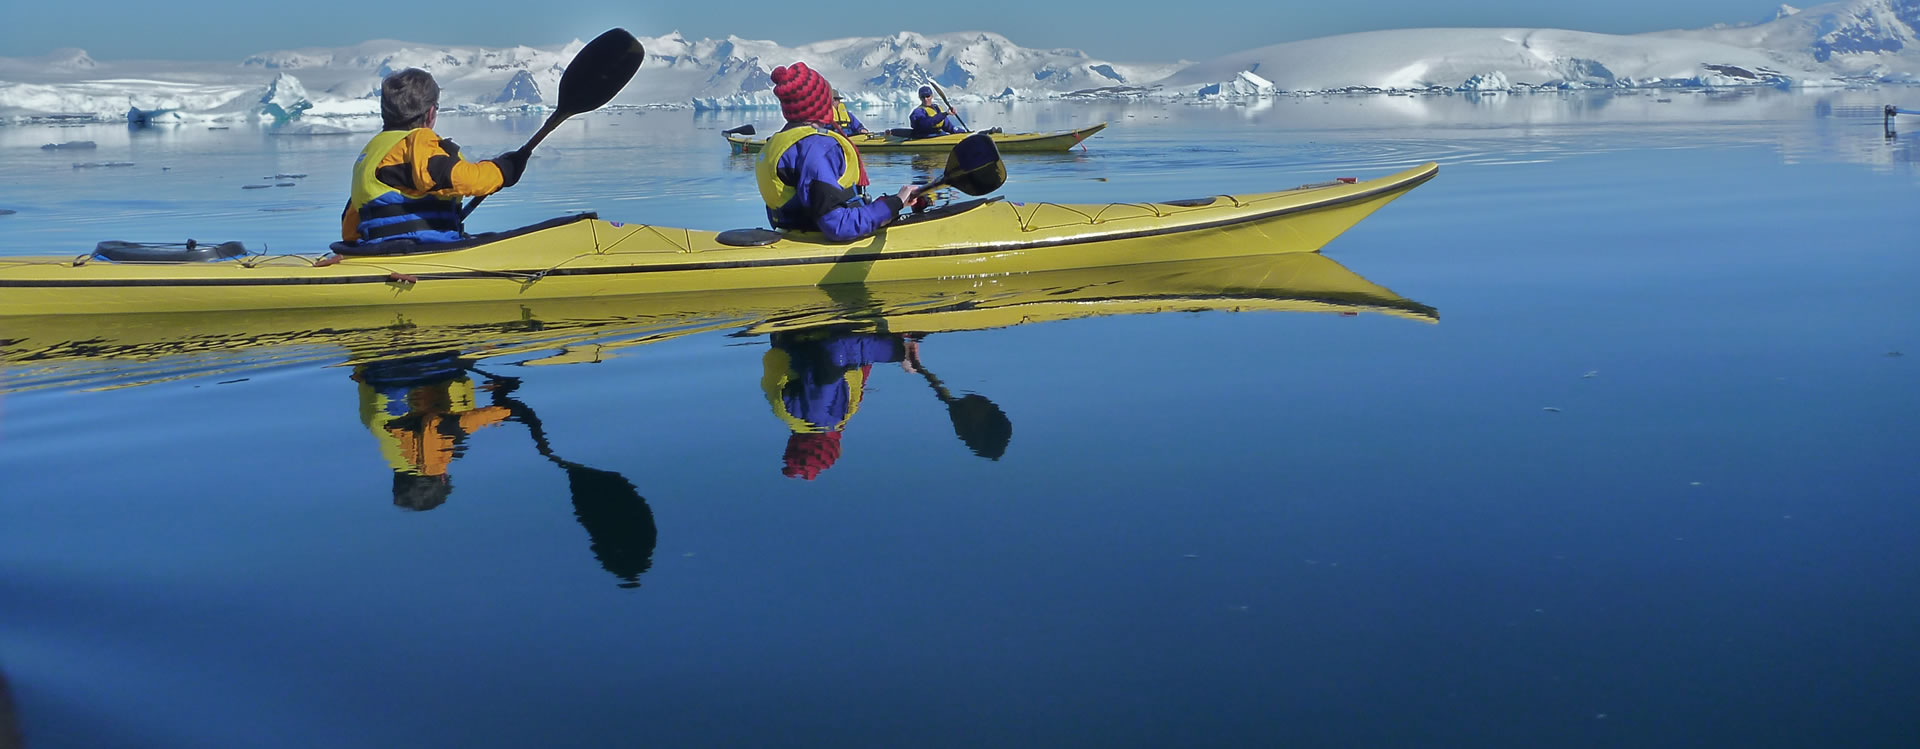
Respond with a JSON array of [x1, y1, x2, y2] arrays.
[[943, 131, 1006, 196], [557, 29, 646, 114]]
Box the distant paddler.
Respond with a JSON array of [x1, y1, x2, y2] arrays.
[[909, 84, 967, 138], [757, 62, 918, 242], [829, 89, 868, 137]]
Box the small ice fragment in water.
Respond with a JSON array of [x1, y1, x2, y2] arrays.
[[72, 162, 135, 169], [275, 182, 296, 187], [1595, 713, 1608, 720], [1183, 554, 1199, 559], [1583, 371, 1598, 378], [275, 173, 307, 179], [0, 209, 15, 216], [1690, 481, 1702, 486], [1542, 407, 1561, 412], [41, 141, 96, 150], [242, 184, 272, 190]]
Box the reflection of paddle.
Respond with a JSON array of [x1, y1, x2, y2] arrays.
[[462, 28, 646, 219], [925, 79, 970, 132], [905, 345, 1011, 460], [482, 372, 657, 588], [913, 131, 1006, 199]]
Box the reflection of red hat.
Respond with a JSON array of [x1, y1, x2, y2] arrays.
[[771, 62, 833, 125], [782, 431, 843, 480]]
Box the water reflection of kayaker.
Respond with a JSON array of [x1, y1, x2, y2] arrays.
[[354, 354, 511, 510], [763, 329, 909, 479], [352, 353, 656, 587], [763, 329, 1012, 478]]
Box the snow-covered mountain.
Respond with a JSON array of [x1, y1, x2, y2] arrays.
[[1649, 0, 1919, 71], [1166, 0, 1919, 95], [2, 2, 1918, 122]]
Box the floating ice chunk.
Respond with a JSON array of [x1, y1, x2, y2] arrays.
[[1457, 71, 1511, 91], [270, 121, 356, 136], [257, 72, 313, 123], [41, 141, 97, 150]]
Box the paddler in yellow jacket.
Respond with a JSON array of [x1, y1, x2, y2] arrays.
[[339, 68, 529, 250]]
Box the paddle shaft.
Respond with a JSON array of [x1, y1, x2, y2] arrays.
[[460, 111, 574, 219], [927, 79, 969, 132]]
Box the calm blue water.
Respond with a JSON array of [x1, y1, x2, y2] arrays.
[[2, 89, 1918, 748]]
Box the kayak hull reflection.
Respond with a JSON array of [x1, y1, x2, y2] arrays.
[[2, 250, 1435, 394]]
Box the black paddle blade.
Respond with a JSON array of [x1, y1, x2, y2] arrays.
[[941, 132, 1006, 196], [946, 393, 1012, 460], [723, 124, 756, 136], [556, 28, 645, 114], [560, 461, 658, 588]]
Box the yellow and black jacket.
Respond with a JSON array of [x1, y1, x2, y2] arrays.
[[340, 128, 511, 245]]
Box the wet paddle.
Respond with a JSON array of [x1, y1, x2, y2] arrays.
[[914, 131, 1006, 198], [462, 28, 646, 219], [906, 345, 1012, 460], [723, 124, 757, 136], [925, 79, 970, 132]]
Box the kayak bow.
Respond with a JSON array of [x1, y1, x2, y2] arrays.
[[727, 124, 1107, 153]]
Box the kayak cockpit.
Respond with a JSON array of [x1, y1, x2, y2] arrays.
[[329, 212, 600, 257]]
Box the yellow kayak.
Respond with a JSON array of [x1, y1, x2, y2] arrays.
[[1, 251, 1434, 394], [726, 124, 1107, 153], [0, 162, 1437, 317]]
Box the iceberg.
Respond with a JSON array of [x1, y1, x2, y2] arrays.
[[257, 72, 312, 123]]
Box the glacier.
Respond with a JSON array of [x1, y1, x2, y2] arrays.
[[1, 1, 1917, 122]]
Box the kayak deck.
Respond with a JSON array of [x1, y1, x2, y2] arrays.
[[0, 162, 1438, 316], [727, 124, 1106, 153]]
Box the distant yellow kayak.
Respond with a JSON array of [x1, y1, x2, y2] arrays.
[[727, 124, 1107, 153], [0, 162, 1437, 317]]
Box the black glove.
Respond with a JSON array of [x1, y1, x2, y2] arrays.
[[492, 150, 529, 188]]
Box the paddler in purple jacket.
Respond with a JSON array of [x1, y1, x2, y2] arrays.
[[755, 62, 917, 242]]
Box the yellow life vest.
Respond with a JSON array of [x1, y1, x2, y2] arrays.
[[347, 129, 465, 244], [830, 101, 853, 132], [754, 125, 863, 211]]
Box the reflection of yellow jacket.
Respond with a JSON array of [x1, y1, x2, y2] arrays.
[[760, 346, 866, 434], [357, 376, 510, 476]]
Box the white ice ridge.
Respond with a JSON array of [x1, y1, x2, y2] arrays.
[[1, 1, 1916, 120]]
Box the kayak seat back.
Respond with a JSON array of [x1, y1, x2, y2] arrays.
[[92, 240, 248, 263], [330, 213, 597, 256], [716, 228, 783, 247]]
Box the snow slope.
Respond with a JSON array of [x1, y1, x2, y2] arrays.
[[1162, 28, 1800, 93], [3, 4, 1918, 121]]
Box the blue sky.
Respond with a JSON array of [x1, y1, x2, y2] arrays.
[[6, 1, 1781, 62]]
